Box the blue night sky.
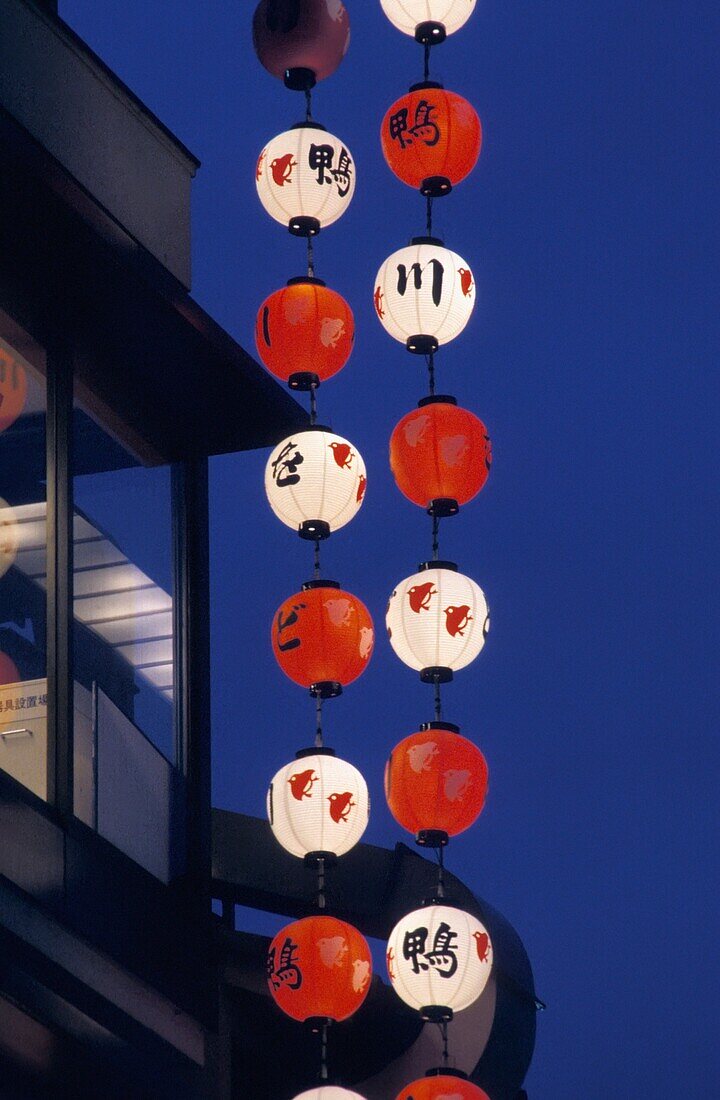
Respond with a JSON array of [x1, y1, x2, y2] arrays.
[[61, 2, 719, 1097]]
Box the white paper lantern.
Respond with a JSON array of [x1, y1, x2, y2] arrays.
[[265, 428, 367, 539], [386, 562, 489, 679], [373, 238, 475, 353], [256, 123, 356, 235], [386, 903, 492, 1018], [292, 1089, 367, 1100], [267, 750, 370, 859], [0, 498, 18, 579], [380, 0, 477, 39]]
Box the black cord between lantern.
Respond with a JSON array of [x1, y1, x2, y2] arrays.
[[426, 193, 434, 236], [307, 234, 315, 279], [437, 1019, 450, 1068], [427, 349, 436, 395], [313, 536, 321, 578], [436, 842, 446, 898], [317, 856, 326, 910], [315, 693, 323, 748], [434, 674, 442, 722], [432, 513, 440, 560], [319, 1019, 330, 1081], [309, 382, 318, 425], [305, 86, 313, 122], [424, 41, 431, 83]]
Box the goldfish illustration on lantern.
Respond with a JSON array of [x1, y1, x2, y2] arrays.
[[271, 152, 297, 186], [408, 581, 436, 613], [444, 604, 473, 638], [288, 769, 318, 801], [329, 441, 354, 469], [328, 791, 355, 823]]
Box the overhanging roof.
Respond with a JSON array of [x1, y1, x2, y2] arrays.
[[0, 105, 308, 464]]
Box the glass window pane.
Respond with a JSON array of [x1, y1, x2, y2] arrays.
[[0, 318, 48, 802], [72, 393, 183, 881]]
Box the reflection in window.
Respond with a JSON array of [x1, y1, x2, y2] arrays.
[[0, 327, 48, 802]]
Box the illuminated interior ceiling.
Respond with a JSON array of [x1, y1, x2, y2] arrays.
[[12, 502, 173, 701]]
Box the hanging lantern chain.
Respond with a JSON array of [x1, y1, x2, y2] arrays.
[[437, 1019, 450, 1068], [305, 86, 313, 122], [309, 381, 318, 425], [319, 1018, 330, 1081], [315, 692, 323, 747], [434, 673, 442, 721], [307, 234, 315, 279], [313, 535, 321, 577], [426, 193, 434, 236], [423, 41, 431, 83], [426, 349, 436, 395], [317, 855, 326, 910], [431, 513, 440, 560], [436, 841, 446, 898]]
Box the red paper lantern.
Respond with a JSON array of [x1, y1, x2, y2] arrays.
[[256, 278, 354, 385], [385, 723, 488, 843], [267, 915, 372, 1022], [396, 1075, 490, 1100], [389, 396, 491, 515], [381, 84, 482, 195], [0, 652, 20, 686], [253, 0, 351, 88], [0, 349, 27, 434], [272, 581, 374, 694]]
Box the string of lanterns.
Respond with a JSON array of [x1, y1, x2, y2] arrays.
[[375, 1, 495, 1094], [252, 3, 375, 1096], [252, 3, 495, 1097]]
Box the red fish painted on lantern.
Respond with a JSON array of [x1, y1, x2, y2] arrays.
[[270, 153, 297, 186], [329, 441, 354, 469], [473, 930, 491, 963], [408, 582, 436, 613], [328, 791, 355, 823], [458, 266, 474, 297], [444, 604, 473, 637], [288, 769, 317, 801]]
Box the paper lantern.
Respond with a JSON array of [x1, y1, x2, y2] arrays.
[[396, 1075, 490, 1100], [272, 582, 374, 695], [293, 1090, 367, 1100], [268, 915, 372, 1022], [385, 563, 489, 681], [256, 123, 356, 236], [380, 0, 476, 42], [385, 723, 488, 843], [253, 0, 351, 88], [265, 429, 367, 540], [0, 498, 19, 580], [0, 652, 20, 686], [386, 903, 492, 1019], [268, 748, 369, 858], [381, 85, 482, 195], [256, 278, 354, 386], [389, 396, 491, 516], [374, 238, 475, 353], [0, 350, 27, 434]]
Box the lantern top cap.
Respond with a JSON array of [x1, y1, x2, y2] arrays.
[[420, 895, 465, 910], [290, 120, 329, 132], [419, 720, 460, 733], [302, 578, 341, 590], [410, 235, 445, 247], [286, 275, 327, 287], [291, 423, 332, 434], [425, 1067, 470, 1080], [418, 560, 458, 573], [409, 79, 445, 92], [295, 746, 337, 759], [417, 394, 458, 408]]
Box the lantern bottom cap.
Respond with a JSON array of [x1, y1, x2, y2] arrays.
[[416, 829, 450, 849], [406, 334, 439, 355], [309, 680, 343, 699], [420, 666, 454, 684], [428, 497, 460, 518], [420, 1005, 454, 1023], [289, 370, 321, 391], [303, 851, 339, 867], [420, 175, 453, 198], [305, 1016, 334, 1031], [284, 66, 316, 91], [289, 215, 321, 237], [415, 20, 447, 45], [299, 519, 331, 540]]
